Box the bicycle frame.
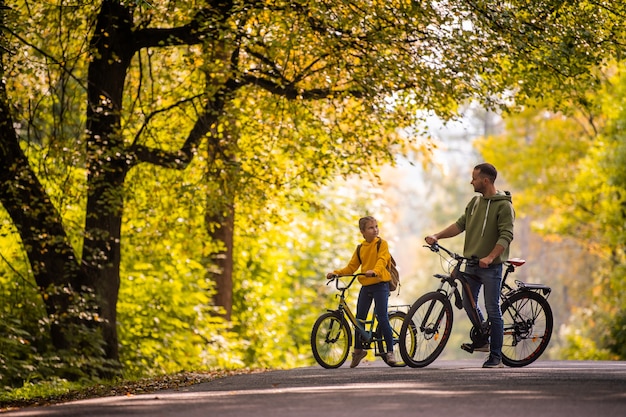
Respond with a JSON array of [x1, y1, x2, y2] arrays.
[[327, 274, 409, 346], [328, 275, 373, 342], [428, 244, 552, 347], [428, 252, 483, 330]]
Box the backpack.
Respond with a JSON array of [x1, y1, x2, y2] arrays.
[[357, 239, 400, 294]]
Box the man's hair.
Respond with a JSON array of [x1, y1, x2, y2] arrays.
[[359, 216, 376, 231], [474, 163, 497, 183]]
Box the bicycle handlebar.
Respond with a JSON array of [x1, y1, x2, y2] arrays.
[[326, 273, 367, 290], [425, 243, 460, 259], [424, 243, 479, 266]]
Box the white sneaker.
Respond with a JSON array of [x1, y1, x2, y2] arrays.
[[385, 351, 397, 365]]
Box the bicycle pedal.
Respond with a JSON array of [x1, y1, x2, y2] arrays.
[[461, 343, 474, 353]]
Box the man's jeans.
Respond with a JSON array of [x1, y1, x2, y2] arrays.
[[463, 263, 503, 360], [355, 282, 393, 352]]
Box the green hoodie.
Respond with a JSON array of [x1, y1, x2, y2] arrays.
[[455, 190, 515, 264]]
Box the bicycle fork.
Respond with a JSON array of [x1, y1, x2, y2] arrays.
[[420, 278, 458, 337]]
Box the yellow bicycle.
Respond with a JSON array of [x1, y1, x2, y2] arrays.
[[310, 273, 414, 368]]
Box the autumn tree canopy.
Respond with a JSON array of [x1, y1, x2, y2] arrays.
[[1, 0, 625, 384]]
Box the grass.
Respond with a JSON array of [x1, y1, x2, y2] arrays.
[[0, 369, 258, 412]]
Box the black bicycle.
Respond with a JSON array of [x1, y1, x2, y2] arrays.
[[399, 243, 553, 368]]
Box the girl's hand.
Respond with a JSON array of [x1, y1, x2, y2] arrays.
[[365, 270, 377, 277]]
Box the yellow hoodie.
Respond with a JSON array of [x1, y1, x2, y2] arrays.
[[333, 237, 391, 286]]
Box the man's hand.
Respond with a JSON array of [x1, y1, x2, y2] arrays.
[[425, 235, 438, 245], [479, 256, 494, 268], [480, 244, 505, 268]]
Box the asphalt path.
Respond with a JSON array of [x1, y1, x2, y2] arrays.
[[4, 359, 626, 417]]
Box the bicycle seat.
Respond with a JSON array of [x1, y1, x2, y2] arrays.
[[507, 258, 526, 267]]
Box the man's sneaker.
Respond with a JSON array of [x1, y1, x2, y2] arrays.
[[482, 355, 504, 368], [350, 349, 367, 368], [461, 342, 490, 353], [384, 352, 397, 366]]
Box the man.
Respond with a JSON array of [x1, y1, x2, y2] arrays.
[[425, 163, 514, 368]]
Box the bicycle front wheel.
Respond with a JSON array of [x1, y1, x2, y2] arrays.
[[501, 290, 553, 367], [400, 292, 453, 368], [311, 312, 352, 369], [377, 311, 410, 367]]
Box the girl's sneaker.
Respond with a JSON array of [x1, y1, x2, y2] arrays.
[[350, 349, 367, 368], [385, 352, 397, 365]]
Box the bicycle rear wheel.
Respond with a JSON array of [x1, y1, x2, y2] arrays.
[[311, 312, 352, 369], [377, 311, 412, 367], [501, 290, 553, 367], [399, 292, 453, 368]]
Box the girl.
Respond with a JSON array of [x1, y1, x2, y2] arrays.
[[327, 216, 395, 368]]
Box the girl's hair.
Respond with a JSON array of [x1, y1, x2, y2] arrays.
[[359, 216, 376, 231]]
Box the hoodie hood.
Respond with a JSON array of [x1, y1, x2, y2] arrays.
[[470, 190, 512, 211]]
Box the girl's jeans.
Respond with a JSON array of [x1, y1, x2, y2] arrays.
[[355, 282, 393, 352], [463, 263, 504, 360]]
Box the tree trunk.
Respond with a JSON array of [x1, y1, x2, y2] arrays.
[[205, 118, 237, 320], [206, 205, 235, 320], [0, 39, 86, 352], [82, 0, 135, 361]]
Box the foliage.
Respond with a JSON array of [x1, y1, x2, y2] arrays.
[[2, 0, 626, 390], [1, 0, 436, 383], [449, 0, 626, 111], [0, 369, 255, 410], [607, 305, 626, 359], [560, 330, 615, 361], [476, 63, 626, 359], [0, 219, 114, 387], [230, 178, 383, 368], [0, 293, 116, 388]]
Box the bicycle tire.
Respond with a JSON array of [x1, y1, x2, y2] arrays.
[[311, 311, 352, 369], [377, 311, 411, 367], [399, 291, 453, 368], [501, 290, 553, 367]]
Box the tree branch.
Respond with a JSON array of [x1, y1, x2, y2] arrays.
[[129, 79, 239, 168], [133, 3, 234, 50], [239, 74, 351, 100]]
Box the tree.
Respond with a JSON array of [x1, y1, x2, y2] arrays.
[[2, 0, 626, 377], [0, 0, 447, 369]]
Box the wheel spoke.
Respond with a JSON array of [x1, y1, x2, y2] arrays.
[[501, 291, 553, 367], [400, 292, 452, 368], [311, 313, 350, 368]]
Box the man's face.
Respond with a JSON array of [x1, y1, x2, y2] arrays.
[[471, 169, 487, 194]]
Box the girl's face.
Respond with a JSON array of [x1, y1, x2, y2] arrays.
[[361, 220, 379, 242]]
